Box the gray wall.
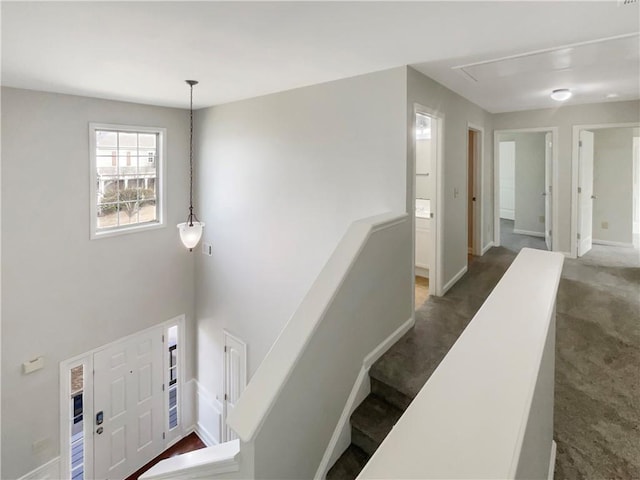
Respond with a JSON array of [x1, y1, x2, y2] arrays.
[[193, 68, 408, 406], [499, 132, 546, 234], [1, 88, 195, 479], [493, 100, 640, 254], [593, 127, 637, 244], [407, 67, 494, 284]]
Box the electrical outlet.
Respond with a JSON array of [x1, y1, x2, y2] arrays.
[[601, 221, 609, 230], [539, 215, 545, 223]]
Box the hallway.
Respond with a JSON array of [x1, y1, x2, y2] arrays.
[[329, 245, 639, 479]]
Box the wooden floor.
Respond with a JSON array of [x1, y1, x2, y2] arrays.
[[124, 432, 206, 480], [415, 276, 429, 309]]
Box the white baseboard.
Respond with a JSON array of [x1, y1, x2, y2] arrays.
[[500, 210, 514, 220], [513, 229, 545, 238], [415, 266, 429, 278], [17, 456, 60, 480], [593, 239, 634, 248], [442, 265, 467, 296], [547, 440, 557, 480], [481, 241, 494, 255], [561, 251, 574, 259], [195, 380, 223, 447], [314, 316, 415, 480]]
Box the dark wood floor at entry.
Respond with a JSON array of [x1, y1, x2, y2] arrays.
[[124, 432, 206, 480]]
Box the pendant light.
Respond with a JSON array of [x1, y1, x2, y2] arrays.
[[177, 80, 205, 250]]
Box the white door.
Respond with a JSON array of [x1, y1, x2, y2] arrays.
[[544, 133, 553, 251], [223, 331, 247, 442], [93, 328, 165, 479], [578, 130, 595, 256], [499, 142, 516, 221]]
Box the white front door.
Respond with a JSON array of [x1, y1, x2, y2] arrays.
[[544, 132, 553, 251], [223, 331, 247, 442], [93, 328, 165, 479], [578, 130, 595, 256]]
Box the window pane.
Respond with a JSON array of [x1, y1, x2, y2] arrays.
[[139, 134, 156, 148], [71, 366, 83, 395], [118, 132, 137, 148], [96, 131, 117, 148]]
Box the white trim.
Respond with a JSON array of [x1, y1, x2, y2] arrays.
[[195, 380, 223, 447], [494, 127, 559, 253], [442, 265, 468, 296], [513, 229, 545, 238], [571, 122, 640, 257], [481, 241, 495, 255], [547, 440, 557, 480], [415, 266, 429, 278], [89, 122, 167, 240], [314, 316, 415, 480], [468, 122, 485, 257], [17, 456, 61, 480], [592, 239, 635, 248], [413, 104, 445, 297]]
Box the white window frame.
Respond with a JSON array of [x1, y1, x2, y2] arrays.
[[89, 123, 167, 239]]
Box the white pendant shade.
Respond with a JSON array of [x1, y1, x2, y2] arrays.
[[177, 221, 205, 249]]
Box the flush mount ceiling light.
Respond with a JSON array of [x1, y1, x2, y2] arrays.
[[550, 89, 572, 101], [177, 80, 205, 251]]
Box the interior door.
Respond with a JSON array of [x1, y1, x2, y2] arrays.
[[224, 332, 247, 442], [578, 130, 595, 256], [544, 132, 552, 251], [93, 328, 164, 479]]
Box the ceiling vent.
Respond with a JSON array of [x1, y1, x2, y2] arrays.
[[618, 0, 638, 5]]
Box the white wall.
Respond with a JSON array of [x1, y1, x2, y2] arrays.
[[493, 100, 640, 254], [592, 127, 637, 245], [407, 67, 494, 285], [1, 88, 196, 479], [499, 141, 515, 220], [193, 68, 408, 407], [499, 132, 546, 235]]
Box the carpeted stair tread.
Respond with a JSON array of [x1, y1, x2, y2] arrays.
[[370, 377, 412, 411], [326, 444, 370, 480], [350, 394, 403, 455]]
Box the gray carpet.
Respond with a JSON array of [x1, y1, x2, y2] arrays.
[[328, 242, 639, 479], [500, 217, 548, 252]]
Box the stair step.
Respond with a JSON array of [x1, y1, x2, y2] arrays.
[[350, 394, 403, 456], [326, 444, 370, 480], [370, 377, 412, 411]]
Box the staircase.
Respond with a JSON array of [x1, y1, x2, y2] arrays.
[[327, 248, 515, 479]]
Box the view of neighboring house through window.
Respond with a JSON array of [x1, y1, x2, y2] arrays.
[[90, 124, 164, 237], [168, 325, 179, 430], [70, 365, 84, 480]]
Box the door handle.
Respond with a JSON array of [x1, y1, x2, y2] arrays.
[[591, 195, 597, 199], [541, 192, 547, 196], [96, 427, 104, 435]]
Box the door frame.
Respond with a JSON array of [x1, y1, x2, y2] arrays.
[[571, 122, 640, 258], [493, 127, 559, 251], [467, 123, 484, 257], [59, 314, 186, 480], [412, 103, 444, 297], [222, 330, 247, 442]]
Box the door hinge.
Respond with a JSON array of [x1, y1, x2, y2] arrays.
[[163, 432, 165, 440], [162, 383, 165, 392], [549, 230, 552, 236], [224, 346, 227, 353], [224, 393, 228, 401], [577, 233, 581, 240], [579, 140, 583, 147], [162, 334, 165, 343], [578, 187, 582, 193]]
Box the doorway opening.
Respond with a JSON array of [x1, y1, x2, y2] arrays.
[[467, 124, 484, 263], [572, 123, 640, 258], [60, 315, 186, 480], [223, 330, 247, 442], [413, 106, 443, 308], [494, 128, 557, 254]]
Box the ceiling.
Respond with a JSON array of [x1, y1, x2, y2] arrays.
[[2, 1, 639, 113]]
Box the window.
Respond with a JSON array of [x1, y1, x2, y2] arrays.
[[90, 123, 166, 238], [167, 325, 179, 430], [70, 365, 85, 480]]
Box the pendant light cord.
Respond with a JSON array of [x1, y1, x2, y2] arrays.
[[189, 82, 194, 226], [186, 80, 199, 226]]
